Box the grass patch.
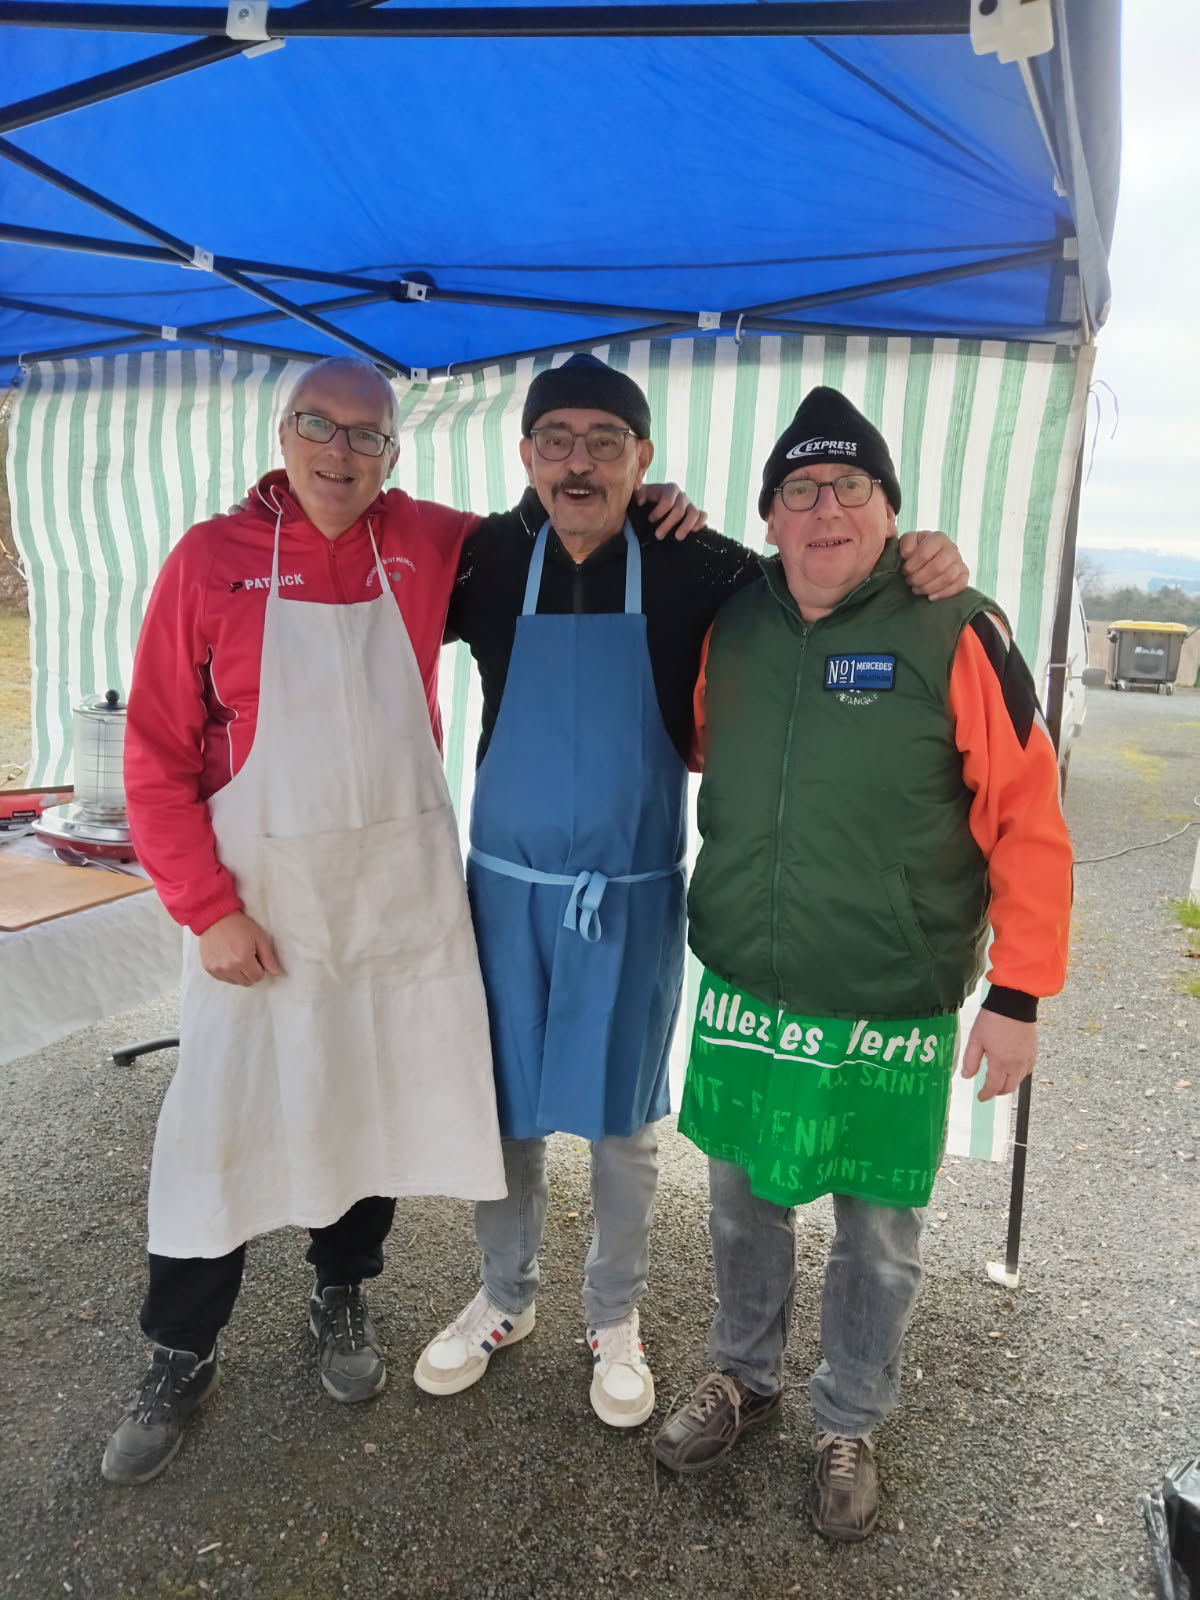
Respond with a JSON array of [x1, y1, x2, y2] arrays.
[[1180, 976, 1200, 1000], [0, 611, 30, 725], [1169, 897, 1200, 932]]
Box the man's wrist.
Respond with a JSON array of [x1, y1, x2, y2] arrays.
[[981, 984, 1038, 1023]]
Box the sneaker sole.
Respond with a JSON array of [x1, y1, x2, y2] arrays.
[[652, 1389, 783, 1473], [590, 1371, 655, 1429], [100, 1366, 220, 1486], [413, 1308, 535, 1397]]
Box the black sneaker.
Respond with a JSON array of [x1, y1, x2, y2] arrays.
[[309, 1283, 386, 1403], [101, 1345, 219, 1484]]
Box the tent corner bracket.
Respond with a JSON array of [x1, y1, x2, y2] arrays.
[[226, 0, 271, 43], [696, 311, 722, 331], [187, 247, 215, 272]]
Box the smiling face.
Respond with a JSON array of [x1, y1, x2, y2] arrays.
[[766, 461, 896, 618], [519, 406, 654, 558], [279, 363, 400, 540]]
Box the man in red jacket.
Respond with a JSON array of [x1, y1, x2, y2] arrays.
[[105, 357, 514, 1484]]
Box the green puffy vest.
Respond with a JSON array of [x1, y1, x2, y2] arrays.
[[689, 541, 997, 1020]]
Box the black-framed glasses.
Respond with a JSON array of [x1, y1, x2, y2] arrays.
[[289, 411, 393, 458], [529, 425, 635, 463], [775, 473, 879, 512]]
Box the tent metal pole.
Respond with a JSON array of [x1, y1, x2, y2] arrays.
[[0, 331, 327, 365], [998, 432, 1086, 1286], [0, 287, 390, 340], [0, 1, 970, 38], [0, 291, 169, 336], [736, 244, 1063, 320], [0, 138, 411, 375], [0, 222, 1076, 339], [0, 0, 399, 135]]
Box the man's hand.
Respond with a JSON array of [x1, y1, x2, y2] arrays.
[[199, 911, 284, 987], [898, 530, 969, 600], [636, 482, 708, 541], [960, 1011, 1037, 1102]]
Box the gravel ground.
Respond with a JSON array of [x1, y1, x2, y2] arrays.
[[1, 686, 1197, 1600]]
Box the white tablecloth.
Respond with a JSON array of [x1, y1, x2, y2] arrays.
[[0, 836, 182, 1066]]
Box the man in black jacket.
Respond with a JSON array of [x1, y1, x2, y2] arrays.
[[413, 355, 967, 1431]]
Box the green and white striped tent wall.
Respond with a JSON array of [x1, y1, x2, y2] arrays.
[[6, 334, 1094, 1162]]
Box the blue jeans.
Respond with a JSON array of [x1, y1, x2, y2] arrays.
[[707, 1157, 925, 1438], [475, 1126, 659, 1329]]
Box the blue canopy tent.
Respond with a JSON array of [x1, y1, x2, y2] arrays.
[[0, 0, 1121, 1272]]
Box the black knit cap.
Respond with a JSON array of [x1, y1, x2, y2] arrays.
[[521, 353, 652, 439], [758, 385, 901, 520]]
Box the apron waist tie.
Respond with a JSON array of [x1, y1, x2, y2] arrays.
[[468, 848, 684, 944]]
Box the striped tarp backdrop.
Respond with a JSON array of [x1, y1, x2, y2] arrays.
[[6, 334, 1094, 1161]]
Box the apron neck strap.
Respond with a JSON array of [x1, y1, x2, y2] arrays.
[[523, 520, 642, 617]]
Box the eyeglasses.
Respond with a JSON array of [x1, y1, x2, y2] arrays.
[[289, 411, 393, 459], [775, 474, 879, 512], [528, 425, 636, 463]]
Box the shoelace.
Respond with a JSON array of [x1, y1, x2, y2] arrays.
[[685, 1371, 745, 1423], [323, 1287, 367, 1351], [589, 1318, 644, 1370], [816, 1431, 864, 1482], [132, 1354, 196, 1423], [453, 1293, 510, 1345]]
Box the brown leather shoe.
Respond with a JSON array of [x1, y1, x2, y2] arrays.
[[653, 1371, 782, 1473], [810, 1431, 879, 1542]]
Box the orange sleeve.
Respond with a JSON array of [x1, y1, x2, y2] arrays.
[[690, 626, 713, 773], [948, 614, 1073, 1001]]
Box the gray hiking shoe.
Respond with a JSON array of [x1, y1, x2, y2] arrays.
[[101, 1345, 219, 1484], [309, 1283, 386, 1403], [810, 1431, 880, 1542]]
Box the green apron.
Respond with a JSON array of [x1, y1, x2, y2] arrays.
[[678, 968, 958, 1208]]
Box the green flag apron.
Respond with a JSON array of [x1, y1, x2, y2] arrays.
[[678, 968, 958, 1209]]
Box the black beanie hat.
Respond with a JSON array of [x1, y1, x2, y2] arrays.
[[758, 386, 901, 520], [521, 353, 652, 439]]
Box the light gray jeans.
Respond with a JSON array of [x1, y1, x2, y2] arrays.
[[476, 1125, 659, 1330], [707, 1157, 925, 1438]]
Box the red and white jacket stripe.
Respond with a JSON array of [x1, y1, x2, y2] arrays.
[[124, 470, 479, 934]]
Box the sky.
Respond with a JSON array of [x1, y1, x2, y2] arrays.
[[1078, 0, 1200, 561]]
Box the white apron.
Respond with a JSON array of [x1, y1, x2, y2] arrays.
[[147, 506, 505, 1259]]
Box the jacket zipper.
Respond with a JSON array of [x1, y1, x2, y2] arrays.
[[768, 626, 808, 1002], [572, 560, 583, 615]]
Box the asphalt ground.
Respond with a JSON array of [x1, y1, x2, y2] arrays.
[[1, 686, 1197, 1600]]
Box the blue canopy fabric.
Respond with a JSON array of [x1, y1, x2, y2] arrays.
[[0, 0, 1119, 379]]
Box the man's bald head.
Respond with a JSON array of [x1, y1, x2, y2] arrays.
[[286, 357, 398, 434], [279, 357, 401, 540]]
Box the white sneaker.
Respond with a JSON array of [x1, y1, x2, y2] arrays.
[[413, 1288, 535, 1397], [587, 1310, 655, 1428]]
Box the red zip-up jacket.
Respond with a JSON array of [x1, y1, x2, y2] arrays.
[[124, 469, 480, 934]]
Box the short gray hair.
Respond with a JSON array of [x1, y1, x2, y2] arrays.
[[284, 356, 399, 434]]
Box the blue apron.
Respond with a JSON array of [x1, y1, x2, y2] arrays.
[[467, 520, 687, 1140]]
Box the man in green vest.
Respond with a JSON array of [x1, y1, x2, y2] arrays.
[[652, 388, 1073, 1541]]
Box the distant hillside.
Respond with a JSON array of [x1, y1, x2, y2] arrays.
[[1078, 546, 1200, 594]]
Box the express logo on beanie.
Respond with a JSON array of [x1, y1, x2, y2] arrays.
[[520, 353, 652, 440], [786, 436, 859, 462], [758, 387, 900, 520]]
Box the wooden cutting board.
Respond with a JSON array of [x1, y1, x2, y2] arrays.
[[0, 852, 152, 931]]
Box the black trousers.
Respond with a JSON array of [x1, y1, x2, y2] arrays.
[[139, 1195, 396, 1358]]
